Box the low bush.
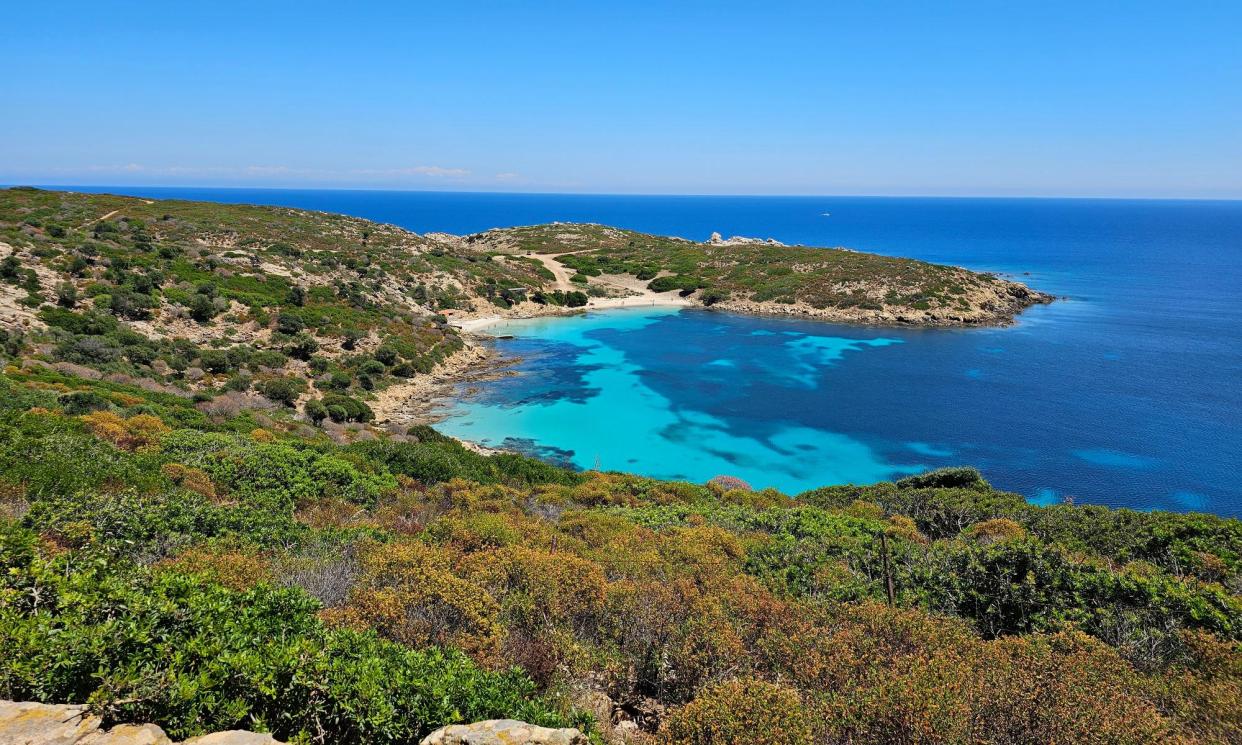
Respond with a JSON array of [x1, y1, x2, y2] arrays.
[[320, 393, 373, 423], [660, 678, 811, 745], [258, 377, 305, 407], [0, 525, 577, 744]]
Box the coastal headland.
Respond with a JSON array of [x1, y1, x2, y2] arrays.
[[0, 187, 1050, 431]]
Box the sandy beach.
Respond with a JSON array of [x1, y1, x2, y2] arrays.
[[449, 254, 695, 333], [453, 293, 692, 333]]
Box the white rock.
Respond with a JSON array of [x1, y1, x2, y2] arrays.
[[87, 723, 173, 745], [420, 719, 589, 745], [0, 701, 101, 745], [0, 701, 280, 745]]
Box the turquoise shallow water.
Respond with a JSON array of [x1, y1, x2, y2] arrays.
[[60, 188, 1242, 515], [437, 308, 919, 493]]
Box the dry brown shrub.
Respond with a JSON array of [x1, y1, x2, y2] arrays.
[[272, 541, 361, 609], [194, 391, 276, 417], [160, 462, 217, 499], [0, 479, 29, 521], [962, 517, 1027, 544], [330, 540, 503, 662], [887, 514, 928, 543], [464, 545, 608, 636], [159, 547, 270, 591], [108, 392, 145, 406], [659, 678, 811, 745], [80, 411, 170, 451], [296, 497, 365, 529], [706, 475, 752, 494]]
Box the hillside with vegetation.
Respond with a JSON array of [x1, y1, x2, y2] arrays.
[[465, 223, 1051, 325], [0, 187, 1236, 744], [0, 370, 1237, 743]]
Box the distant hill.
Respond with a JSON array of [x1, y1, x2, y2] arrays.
[[459, 222, 1052, 326]]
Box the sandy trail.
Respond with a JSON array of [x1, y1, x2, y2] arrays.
[[528, 253, 579, 291], [78, 209, 122, 230], [73, 199, 152, 231]]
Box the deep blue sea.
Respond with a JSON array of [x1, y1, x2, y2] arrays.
[[57, 187, 1242, 515]]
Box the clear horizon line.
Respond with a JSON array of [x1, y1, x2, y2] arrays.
[[8, 182, 1242, 204]]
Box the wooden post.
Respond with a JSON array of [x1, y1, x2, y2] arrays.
[[879, 532, 896, 606]]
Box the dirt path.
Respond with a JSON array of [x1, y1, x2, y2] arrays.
[[78, 209, 121, 230], [74, 199, 151, 231], [528, 253, 579, 291]]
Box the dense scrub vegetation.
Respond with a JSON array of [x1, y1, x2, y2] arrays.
[[0, 361, 1238, 744], [0, 187, 512, 441]]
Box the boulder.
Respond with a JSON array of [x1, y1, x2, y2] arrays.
[[0, 701, 282, 745], [91, 724, 174, 745], [0, 701, 102, 745], [420, 719, 588, 745]]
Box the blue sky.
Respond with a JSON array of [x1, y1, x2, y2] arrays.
[[3, 1, 1240, 197]]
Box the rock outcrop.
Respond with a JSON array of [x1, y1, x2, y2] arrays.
[[420, 719, 589, 745], [0, 703, 584, 745], [0, 701, 284, 745], [707, 231, 784, 246]]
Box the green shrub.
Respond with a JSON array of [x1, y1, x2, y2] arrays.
[[359, 359, 387, 377], [199, 349, 234, 374], [0, 411, 164, 500], [259, 377, 305, 407], [248, 349, 288, 370], [189, 294, 217, 323], [320, 393, 373, 423], [160, 429, 395, 509], [284, 333, 319, 361], [0, 530, 575, 743], [896, 466, 990, 491], [39, 307, 118, 335], [55, 282, 78, 308], [276, 312, 304, 335], [58, 390, 112, 415], [647, 275, 703, 293], [374, 346, 399, 366], [305, 399, 328, 425], [347, 439, 579, 487]]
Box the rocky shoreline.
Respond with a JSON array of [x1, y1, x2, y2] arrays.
[[369, 341, 517, 445], [381, 277, 1053, 445], [713, 279, 1054, 327]]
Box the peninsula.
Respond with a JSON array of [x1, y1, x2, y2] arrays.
[[0, 188, 1051, 425]]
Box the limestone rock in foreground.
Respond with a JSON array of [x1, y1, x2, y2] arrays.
[[0, 701, 284, 745], [181, 733, 283, 745], [420, 719, 588, 745]]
